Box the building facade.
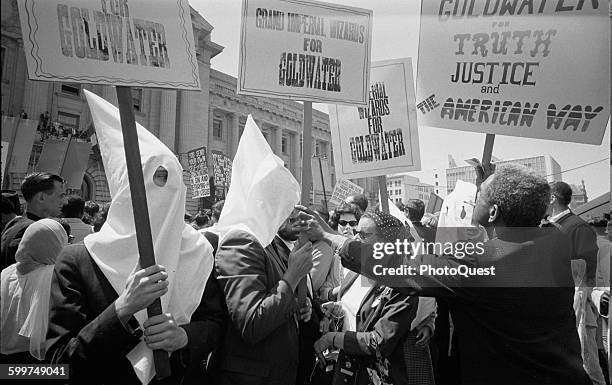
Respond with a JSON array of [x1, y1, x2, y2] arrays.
[[1, 1, 379, 213], [445, 155, 563, 194], [386, 174, 435, 206]]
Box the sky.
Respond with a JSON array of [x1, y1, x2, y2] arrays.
[[191, 0, 610, 198]]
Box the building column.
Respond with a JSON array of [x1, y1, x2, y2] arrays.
[[274, 126, 283, 156], [22, 79, 49, 119], [100, 85, 118, 107], [178, 90, 207, 163], [208, 108, 214, 155], [230, 113, 240, 158], [159, 90, 177, 151], [292, 132, 301, 181]]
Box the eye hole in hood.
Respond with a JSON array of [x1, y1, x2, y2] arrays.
[[153, 166, 168, 187]]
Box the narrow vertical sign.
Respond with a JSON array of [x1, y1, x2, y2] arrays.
[[187, 147, 210, 199]]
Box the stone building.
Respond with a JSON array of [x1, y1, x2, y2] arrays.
[[445, 154, 563, 195], [1, 1, 378, 213], [385, 174, 435, 206]]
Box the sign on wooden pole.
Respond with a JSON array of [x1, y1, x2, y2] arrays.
[[17, 0, 204, 378], [416, 0, 609, 145], [329, 58, 421, 180], [238, 0, 373, 105], [116, 86, 171, 378]]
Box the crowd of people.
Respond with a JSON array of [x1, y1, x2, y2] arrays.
[[0, 110, 91, 142], [0, 164, 609, 385]]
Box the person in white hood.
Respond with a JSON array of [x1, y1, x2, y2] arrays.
[[46, 90, 226, 385], [210, 116, 314, 385]]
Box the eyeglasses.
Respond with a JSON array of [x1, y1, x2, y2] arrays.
[[338, 220, 357, 227]]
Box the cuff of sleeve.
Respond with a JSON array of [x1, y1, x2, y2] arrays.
[[342, 331, 362, 354], [90, 303, 142, 357], [176, 326, 193, 369], [279, 279, 298, 298]]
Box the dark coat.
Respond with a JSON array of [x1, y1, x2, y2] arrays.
[[211, 231, 301, 385], [46, 244, 226, 385], [0, 213, 40, 271], [339, 271, 432, 385], [339, 227, 590, 385], [554, 212, 599, 282]]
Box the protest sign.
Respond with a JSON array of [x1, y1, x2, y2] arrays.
[[37, 138, 92, 189], [187, 147, 210, 199], [329, 179, 364, 207], [17, 0, 200, 89], [61, 140, 93, 189], [435, 180, 485, 246], [212, 151, 232, 187], [416, 0, 609, 145], [1, 117, 38, 184], [238, 0, 372, 105], [37, 139, 71, 176], [426, 191, 444, 213], [330, 58, 421, 180]]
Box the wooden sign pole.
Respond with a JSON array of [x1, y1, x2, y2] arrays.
[[317, 156, 329, 213], [482, 134, 495, 167], [378, 175, 390, 214], [116, 86, 171, 379], [301, 102, 313, 205], [297, 101, 313, 306]]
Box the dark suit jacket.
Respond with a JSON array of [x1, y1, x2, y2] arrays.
[[47, 244, 226, 385], [211, 231, 301, 385], [264, 237, 322, 385], [0, 213, 39, 271], [554, 212, 598, 282], [339, 271, 427, 385], [339, 227, 590, 385]]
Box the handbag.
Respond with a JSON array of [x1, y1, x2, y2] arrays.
[[331, 350, 361, 385]]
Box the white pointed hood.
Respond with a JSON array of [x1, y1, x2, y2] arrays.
[[83, 90, 213, 384], [217, 115, 300, 247]]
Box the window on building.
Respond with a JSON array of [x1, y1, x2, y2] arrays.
[[281, 135, 288, 154], [314, 142, 321, 157], [57, 111, 80, 134], [61, 83, 81, 96], [435, 181, 439, 186], [132, 88, 143, 112], [213, 118, 223, 139], [435, 173, 438, 178]]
